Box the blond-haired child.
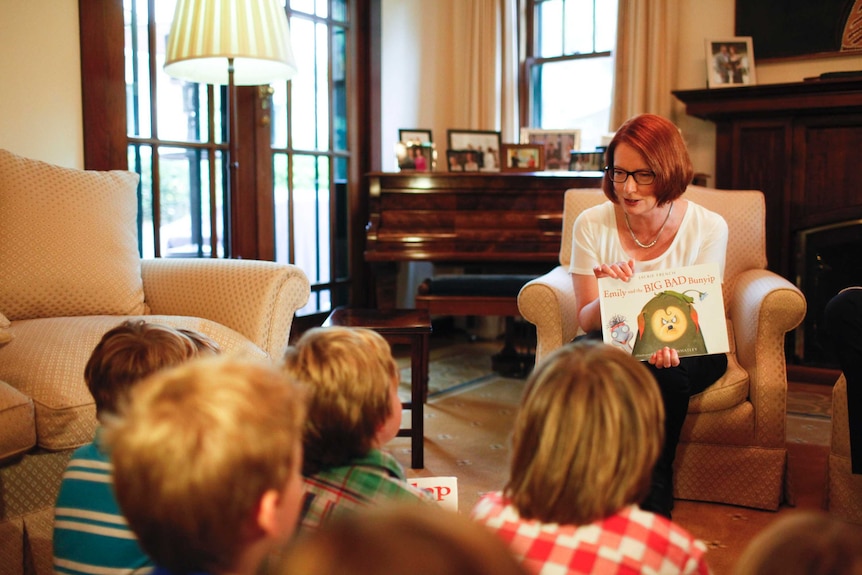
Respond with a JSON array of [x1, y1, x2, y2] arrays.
[[103, 356, 305, 575], [53, 320, 219, 575], [471, 340, 710, 574], [282, 326, 430, 532]]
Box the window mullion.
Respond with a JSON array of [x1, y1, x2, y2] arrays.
[[147, 0, 161, 257]]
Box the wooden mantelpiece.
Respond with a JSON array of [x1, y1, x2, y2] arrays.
[[674, 77, 862, 282], [676, 78, 862, 370], [673, 76, 862, 119]]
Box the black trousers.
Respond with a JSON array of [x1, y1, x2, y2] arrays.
[[823, 288, 862, 474], [642, 353, 727, 517]]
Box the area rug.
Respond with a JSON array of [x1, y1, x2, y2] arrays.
[[389, 339, 841, 575], [397, 340, 509, 400]]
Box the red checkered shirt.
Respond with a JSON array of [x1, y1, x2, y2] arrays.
[[471, 491, 710, 575]]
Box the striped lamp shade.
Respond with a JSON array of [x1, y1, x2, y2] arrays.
[[164, 0, 297, 86]]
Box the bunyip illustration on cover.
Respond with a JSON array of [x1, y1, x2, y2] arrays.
[[597, 263, 730, 361]]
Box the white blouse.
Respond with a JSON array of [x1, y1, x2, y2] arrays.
[[569, 200, 728, 280]]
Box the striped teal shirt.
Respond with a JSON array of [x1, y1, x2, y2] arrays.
[[53, 428, 153, 575]]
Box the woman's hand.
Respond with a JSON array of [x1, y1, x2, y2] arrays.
[[647, 346, 680, 369], [592, 259, 636, 281]]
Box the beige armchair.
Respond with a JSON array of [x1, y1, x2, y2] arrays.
[[827, 374, 862, 523], [518, 186, 806, 510], [0, 149, 310, 575]]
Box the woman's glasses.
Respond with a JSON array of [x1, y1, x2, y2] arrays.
[[605, 167, 656, 185]]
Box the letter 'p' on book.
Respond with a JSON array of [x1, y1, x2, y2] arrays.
[[410, 476, 458, 511], [597, 262, 729, 360]]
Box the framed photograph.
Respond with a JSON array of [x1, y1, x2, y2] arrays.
[[446, 149, 481, 172], [569, 150, 604, 172], [706, 37, 756, 88], [446, 129, 501, 172], [396, 141, 436, 172], [398, 129, 433, 145], [519, 129, 581, 170], [500, 144, 544, 172]]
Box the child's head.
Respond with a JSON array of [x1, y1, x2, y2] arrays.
[[104, 356, 306, 574], [281, 326, 400, 473], [271, 503, 528, 575], [85, 319, 220, 418], [734, 510, 862, 575], [505, 339, 664, 525]]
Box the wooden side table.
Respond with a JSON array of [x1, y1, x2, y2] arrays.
[[322, 308, 431, 469]]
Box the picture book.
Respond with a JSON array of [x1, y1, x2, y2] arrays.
[[409, 476, 458, 511], [597, 262, 729, 360]]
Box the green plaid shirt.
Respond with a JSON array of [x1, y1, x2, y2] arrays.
[[298, 448, 432, 532]]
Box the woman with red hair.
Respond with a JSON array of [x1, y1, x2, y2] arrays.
[[569, 113, 729, 518]]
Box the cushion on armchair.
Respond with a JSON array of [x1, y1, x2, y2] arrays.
[[0, 149, 146, 321], [0, 315, 268, 451], [0, 381, 35, 462]]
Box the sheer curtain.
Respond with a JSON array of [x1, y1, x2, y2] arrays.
[[610, 0, 680, 130]]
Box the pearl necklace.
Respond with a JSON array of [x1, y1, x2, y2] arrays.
[[624, 202, 674, 249]]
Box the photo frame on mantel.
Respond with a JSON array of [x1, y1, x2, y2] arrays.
[[447, 129, 501, 172], [398, 128, 432, 145], [706, 37, 756, 88], [519, 128, 581, 171], [500, 144, 544, 172]]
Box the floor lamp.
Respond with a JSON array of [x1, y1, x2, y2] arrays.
[[163, 0, 297, 256]]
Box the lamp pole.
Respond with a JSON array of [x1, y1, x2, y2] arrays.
[[164, 0, 297, 259], [227, 57, 238, 258]]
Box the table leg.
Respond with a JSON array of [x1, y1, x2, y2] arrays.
[[409, 332, 427, 469]]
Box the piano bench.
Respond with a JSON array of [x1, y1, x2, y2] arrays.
[[414, 274, 537, 376]]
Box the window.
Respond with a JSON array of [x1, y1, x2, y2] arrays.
[[125, 0, 227, 259], [272, 1, 351, 314], [122, 0, 356, 316], [525, 0, 618, 151]]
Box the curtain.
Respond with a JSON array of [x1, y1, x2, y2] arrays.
[[500, 0, 520, 142], [610, 0, 680, 130], [451, 0, 517, 136]]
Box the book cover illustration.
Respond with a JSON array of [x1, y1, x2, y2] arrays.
[[597, 262, 729, 360]]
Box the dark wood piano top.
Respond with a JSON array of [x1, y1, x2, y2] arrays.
[[365, 171, 604, 265]]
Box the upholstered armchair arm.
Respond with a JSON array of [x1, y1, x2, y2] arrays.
[[518, 266, 580, 365], [729, 268, 806, 447], [141, 259, 310, 358]]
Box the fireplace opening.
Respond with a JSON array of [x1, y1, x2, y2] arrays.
[[793, 219, 862, 368]]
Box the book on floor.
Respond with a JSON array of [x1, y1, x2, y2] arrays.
[[409, 476, 458, 511], [597, 262, 729, 360]]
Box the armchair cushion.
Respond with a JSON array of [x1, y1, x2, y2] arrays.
[[0, 382, 35, 462], [0, 315, 267, 451], [686, 352, 748, 413], [0, 148, 146, 321]]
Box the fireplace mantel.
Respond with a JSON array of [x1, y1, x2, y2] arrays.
[[674, 77, 862, 281], [674, 76, 862, 120], [676, 78, 862, 369]]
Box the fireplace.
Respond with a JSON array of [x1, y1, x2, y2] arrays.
[[793, 219, 862, 368]]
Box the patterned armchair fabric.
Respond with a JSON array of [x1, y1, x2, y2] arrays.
[[0, 149, 310, 575], [827, 374, 862, 523], [518, 186, 806, 510]]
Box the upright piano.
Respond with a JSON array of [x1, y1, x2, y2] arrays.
[[364, 171, 604, 306]]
